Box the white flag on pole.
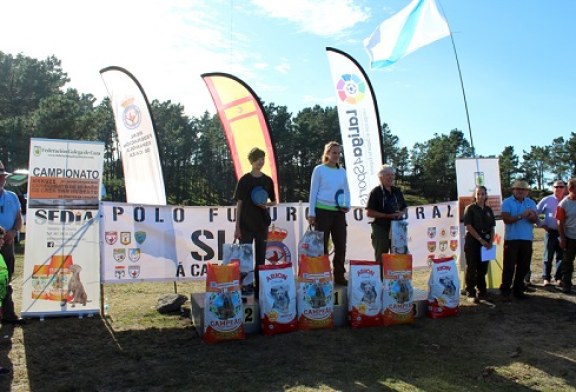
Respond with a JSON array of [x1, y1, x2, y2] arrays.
[[364, 0, 450, 69]]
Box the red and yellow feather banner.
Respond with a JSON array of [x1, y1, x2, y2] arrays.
[[202, 73, 279, 201]]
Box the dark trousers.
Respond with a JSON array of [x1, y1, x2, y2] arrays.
[[561, 237, 576, 290], [500, 240, 532, 296], [1, 242, 17, 319], [464, 236, 489, 296], [239, 229, 268, 293], [315, 209, 347, 279], [543, 229, 563, 281]]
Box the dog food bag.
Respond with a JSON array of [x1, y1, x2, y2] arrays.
[[347, 260, 382, 329], [258, 263, 298, 336], [297, 254, 334, 330], [381, 254, 414, 326], [427, 256, 460, 319], [203, 262, 245, 344], [297, 226, 324, 271], [223, 242, 255, 297]]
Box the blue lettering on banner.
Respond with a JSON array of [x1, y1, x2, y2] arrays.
[[345, 109, 368, 205]]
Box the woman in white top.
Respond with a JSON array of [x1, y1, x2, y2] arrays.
[[308, 141, 351, 285]]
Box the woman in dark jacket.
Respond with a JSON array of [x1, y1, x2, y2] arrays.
[[463, 185, 495, 303]]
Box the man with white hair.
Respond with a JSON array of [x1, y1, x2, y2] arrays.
[[0, 161, 24, 324], [536, 179, 567, 286], [366, 165, 407, 273]]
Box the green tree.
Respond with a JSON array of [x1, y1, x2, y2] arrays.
[[520, 146, 549, 190], [410, 130, 474, 202], [499, 146, 519, 196]]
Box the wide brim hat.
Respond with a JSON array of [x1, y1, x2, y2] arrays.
[[511, 179, 530, 190]]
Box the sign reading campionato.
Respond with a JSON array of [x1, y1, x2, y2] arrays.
[[22, 139, 104, 318], [326, 48, 383, 208], [100, 201, 459, 282]]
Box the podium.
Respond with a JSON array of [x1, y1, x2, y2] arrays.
[[191, 285, 427, 336]]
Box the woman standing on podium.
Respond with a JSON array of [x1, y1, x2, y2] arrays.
[[463, 185, 496, 303], [307, 141, 351, 286]]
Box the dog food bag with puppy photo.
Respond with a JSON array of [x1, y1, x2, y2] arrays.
[[298, 226, 324, 259], [427, 256, 460, 319], [258, 263, 298, 336], [381, 254, 414, 326], [223, 242, 254, 297], [297, 254, 334, 330], [203, 262, 245, 344], [347, 260, 382, 329]]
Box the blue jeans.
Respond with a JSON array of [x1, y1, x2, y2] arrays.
[[542, 229, 562, 281]]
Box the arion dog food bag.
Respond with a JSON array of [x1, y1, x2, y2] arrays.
[[258, 263, 298, 336], [381, 254, 414, 326], [427, 256, 460, 319], [297, 255, 334, 330], [203, 262, 245, 344], [347, 260, 382, 329]]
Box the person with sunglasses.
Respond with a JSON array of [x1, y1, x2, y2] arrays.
[[535, 180, 567, 287]]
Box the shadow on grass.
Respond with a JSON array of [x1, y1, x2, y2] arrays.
[[7, 292, 576, 392]]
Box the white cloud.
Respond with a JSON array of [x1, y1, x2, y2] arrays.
[[250, 0, 370, 36]]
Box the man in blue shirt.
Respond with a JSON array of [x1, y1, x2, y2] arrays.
[[0, 161, 24, 324], [500, 179, 538, 300]]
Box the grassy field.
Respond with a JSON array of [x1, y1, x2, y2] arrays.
[[1, 230, 576, 392]]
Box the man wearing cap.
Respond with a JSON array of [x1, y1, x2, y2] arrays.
[[536, 180, 567, 286], [0, 161, 24, 324], [500, 179, 538, 300]]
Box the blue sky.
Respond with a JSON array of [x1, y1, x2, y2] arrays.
[[1, 0, 575, 158]]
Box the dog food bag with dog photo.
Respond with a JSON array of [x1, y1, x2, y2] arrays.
[[258, 263, 298, 336], [381, 254, 414, 326], [223, 242, 254, 297], [298, 226, 324, 259], [427, 256, 460, 319], [203, 262, 245, 344], [347, 260, 382, 329], [297, 254, 334, 330]]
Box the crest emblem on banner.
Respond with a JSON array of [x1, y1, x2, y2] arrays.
[[113, 249, 126, 262], [123, 103, 142, 129], [450, 226, 458, 238], [120, 232, 131, 245], [135, 231, 146, 245], [450, 240, 458, 251], [439, 240, 448, 252], [427, 241, 436, 252], [128, 248, 141, 262], [427, 227, 437, 239], [115, 266, 126, 279], [129, 265, 141, 279], [105, 231, 118, 245], [440, 228, 447, 237]]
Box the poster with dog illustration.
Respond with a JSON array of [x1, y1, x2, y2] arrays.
[[258, 263, 298, 335], [427, 256, 460, 319], [382, 254, 414, 326], [347, 260, 382, 328], [203, 262, 245, 344], [297, 254, 333, 330]]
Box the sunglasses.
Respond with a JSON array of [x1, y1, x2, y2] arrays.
[[554, 185, 565, 188]]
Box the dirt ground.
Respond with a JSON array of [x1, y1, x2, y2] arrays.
[[1, 230, 576, 392]]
